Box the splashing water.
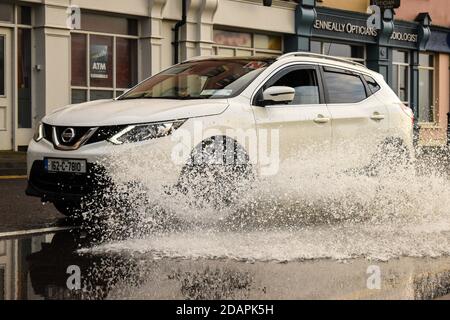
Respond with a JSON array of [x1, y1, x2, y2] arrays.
[[79, 143, 450, 262]]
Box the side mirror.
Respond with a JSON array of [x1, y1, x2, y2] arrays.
[[261, 86, 295, 106]]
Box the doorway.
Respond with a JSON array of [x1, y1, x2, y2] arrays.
[[0, 28, 12, 150]]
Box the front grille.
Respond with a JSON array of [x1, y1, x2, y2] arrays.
[[55, 126, 92, 147], [43, 123, 126, 147], [29, 160, 109, 197], [87, 125, 127, 144]]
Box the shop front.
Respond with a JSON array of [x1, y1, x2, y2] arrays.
[[284, 0, 450, 145]]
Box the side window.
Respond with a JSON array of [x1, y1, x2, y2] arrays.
[[266, 68, 320, 105], [364, 75, 381, 95], [323, 68, 367, 104]]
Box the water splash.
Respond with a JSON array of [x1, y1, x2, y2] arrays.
[[79, 143, 450, 262]]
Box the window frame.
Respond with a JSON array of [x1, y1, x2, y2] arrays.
[[310, 39, 366, 64], [0, 35, 5, 97], [319, 66, 369, 105], [392, 49, 410, 106], [70, 30, 139, 103], [417, 52, 436, 125], [213, 29, 283, 58], [253, 64, 325, 107]]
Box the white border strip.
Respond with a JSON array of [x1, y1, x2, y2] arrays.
[[0, 226, 74, 239]]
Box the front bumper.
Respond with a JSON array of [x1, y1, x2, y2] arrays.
[[26, 136, 185, 203], [26, 160, 108, 202]]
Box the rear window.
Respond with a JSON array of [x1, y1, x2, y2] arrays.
[[364, 75, 381, 95], [323, 68, 367, 104]]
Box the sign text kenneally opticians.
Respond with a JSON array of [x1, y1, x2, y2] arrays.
[[314, 20, 378, 37]]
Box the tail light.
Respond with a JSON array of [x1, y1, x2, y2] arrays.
[[398, 103, 414, 125]]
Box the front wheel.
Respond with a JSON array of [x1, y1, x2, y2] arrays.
[[177, 136, 254, 208]]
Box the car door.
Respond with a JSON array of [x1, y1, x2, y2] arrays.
[[320, 66, 389, 168], [252, 64, 332, 176]]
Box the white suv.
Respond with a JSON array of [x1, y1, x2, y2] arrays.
[[27, 52, 414, 216]]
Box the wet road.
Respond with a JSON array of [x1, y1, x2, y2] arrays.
[[1, 228, 450, 300]]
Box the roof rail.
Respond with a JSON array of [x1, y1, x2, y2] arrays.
[[278, 52, 365, 67]]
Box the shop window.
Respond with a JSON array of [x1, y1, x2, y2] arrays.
[[18, 28, 32, 128], [71, 33, 87, 87], [270, 69, 320, 105], [213, 29, 283, 57], [116, 38, 138, 89], [89, 35, 113, 88], [392, 50, 410, 105], [254, 34, 282, 51], [323, 68, 367, 104], [311, 40, 365, 63], [90, 90, 114, 101], [71, 89, 87, 104], [418, 53, 435, 123], [70, 32, 138, 103], [0, 36, 4, 96]]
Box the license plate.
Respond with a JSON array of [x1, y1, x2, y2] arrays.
[[45, 158, 87, 174]]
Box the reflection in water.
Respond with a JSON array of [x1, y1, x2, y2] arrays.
[[0, 234, 53, 300], [0, 231, 138, 300], [3, 229, 450, 300], [0, 230, 257, 300]]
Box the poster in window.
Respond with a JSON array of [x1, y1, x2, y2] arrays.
[[90, 45, 108, 79]]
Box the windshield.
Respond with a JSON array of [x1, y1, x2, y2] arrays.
[[119, 58, 274, 100]]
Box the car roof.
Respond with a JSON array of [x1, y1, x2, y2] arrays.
[[184, 53, 382, 80]]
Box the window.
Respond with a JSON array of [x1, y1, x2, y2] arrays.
[[70, 32, 138, 103], [18, 28, 32, 128], [418, 53, 435, 123], [213, 30, 283, 57], [323, 68, 367, 104], [364, 75, 381, 95], [311, 40, 365, 63], [267, 68, 320, 105], [17, 6, 31, 25], [0, 267, 4, 300], [392, 50, 410, 105], [0, 36, 4, 96], [0, 3, 13, 23]]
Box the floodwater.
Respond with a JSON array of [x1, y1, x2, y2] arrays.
[[2, 228, 450, 300], [2, 145, 450, 299]]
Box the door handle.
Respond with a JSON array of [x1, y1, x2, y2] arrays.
[[370, 113, 386, 121], [313, 115, 330, 124]]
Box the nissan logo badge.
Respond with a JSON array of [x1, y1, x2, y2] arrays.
[[61, 128, 76, 143]]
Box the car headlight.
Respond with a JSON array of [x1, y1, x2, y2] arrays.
[[108, 120, 186, 145], [33, 121, 44, 142]]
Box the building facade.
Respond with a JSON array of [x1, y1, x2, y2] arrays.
[[0, 0, 448, 151]]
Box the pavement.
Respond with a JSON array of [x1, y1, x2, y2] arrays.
[[0, 151, 27, 176]]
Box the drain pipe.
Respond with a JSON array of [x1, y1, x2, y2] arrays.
[[447, 112, 450, 146], [173, 0, 187, 64]]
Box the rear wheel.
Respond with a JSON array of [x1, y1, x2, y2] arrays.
[[367, 138, 412, 175]]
